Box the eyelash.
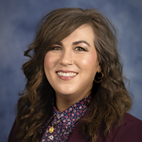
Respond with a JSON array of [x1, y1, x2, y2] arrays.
[[75, 46, 86, 51], [51, 46, 61, 50], [51, 46, 86, 51]]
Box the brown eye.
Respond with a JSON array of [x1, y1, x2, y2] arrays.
[[75, 46, 86, 51], [51, 46, 61, 50]]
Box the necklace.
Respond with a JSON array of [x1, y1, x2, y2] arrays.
[[49, 117, 61, 134], [49, 124, 54, 133]]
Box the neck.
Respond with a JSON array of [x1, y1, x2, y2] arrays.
[[55, 91, 91, 112]]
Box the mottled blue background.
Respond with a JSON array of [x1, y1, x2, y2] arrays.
[[0, 0, 142, 141]]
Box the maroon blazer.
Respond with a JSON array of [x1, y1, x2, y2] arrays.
[[8, 111, 142, 142]]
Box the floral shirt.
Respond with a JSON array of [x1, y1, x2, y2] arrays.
[[40, 96, 90, 142]]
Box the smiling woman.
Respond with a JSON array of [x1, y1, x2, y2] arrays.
[[8, 8, 142, 142], [44, 24, 100, 112]]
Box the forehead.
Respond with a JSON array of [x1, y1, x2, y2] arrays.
[[61, 24, 95, 44]]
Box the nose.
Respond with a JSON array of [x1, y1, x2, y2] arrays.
[[59, 49, 74, 66]]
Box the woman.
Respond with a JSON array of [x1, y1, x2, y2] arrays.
[[8, 8, 142, 142]]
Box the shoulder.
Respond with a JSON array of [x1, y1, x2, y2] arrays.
[[118, 113, 142, 133], [122, 113, 142, 123], [97, 113, 142, 142], [107, 113, 142, 142], [8, 120, 21, 142]]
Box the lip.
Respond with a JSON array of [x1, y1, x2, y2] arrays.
[[56, 70, 78, 81], [56, 70, 78, 73]]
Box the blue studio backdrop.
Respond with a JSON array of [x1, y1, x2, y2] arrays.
[[0, 0, 142, 141]]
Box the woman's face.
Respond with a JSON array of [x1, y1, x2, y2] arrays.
[[44, 24, 101, 102]]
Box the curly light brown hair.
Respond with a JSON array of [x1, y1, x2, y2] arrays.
[[16, 8, 132, 142]]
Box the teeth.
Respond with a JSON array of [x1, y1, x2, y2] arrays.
[[57, 72, 77, 77]]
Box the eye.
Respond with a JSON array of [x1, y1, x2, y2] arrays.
[[51, 46, 61, 50], [75, 46, 86, 51]]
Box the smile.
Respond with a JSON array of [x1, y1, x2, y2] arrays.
[[56, 72, 77, 77]]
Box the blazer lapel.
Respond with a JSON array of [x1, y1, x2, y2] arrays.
[[67, 110, 91, 142]]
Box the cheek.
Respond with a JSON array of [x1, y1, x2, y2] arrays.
[[44, 53, 50, 70], [44, 52, 56, 69], [79, 53, 98, 70]]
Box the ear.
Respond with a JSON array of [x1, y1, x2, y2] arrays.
[[97, 65, 102, 72]]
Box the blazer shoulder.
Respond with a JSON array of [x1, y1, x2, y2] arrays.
[[112, 113, 142, 142], [122, 113, 142, 123], [97, 113, 142, 142]]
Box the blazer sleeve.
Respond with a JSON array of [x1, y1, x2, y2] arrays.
[[8, 120, 21, 142]]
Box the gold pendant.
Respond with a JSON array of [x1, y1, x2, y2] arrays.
[[49, 125, 54, 134]]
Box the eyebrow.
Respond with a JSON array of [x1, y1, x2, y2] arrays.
[[72, 40, 91, 47], [56, 40, 91, 47]]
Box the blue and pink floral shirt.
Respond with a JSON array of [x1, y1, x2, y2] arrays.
[[40, 96, 90, 142]]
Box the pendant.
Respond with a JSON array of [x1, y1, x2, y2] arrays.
[[49, 125, 54, 133]]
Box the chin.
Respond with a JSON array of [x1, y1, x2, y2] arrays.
[[56, 90, 76, 96], [53, 84, 76, 94], [55, 87, 77, 96]]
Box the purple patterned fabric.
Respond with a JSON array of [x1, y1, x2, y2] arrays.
[[40, 96, 90, 142]]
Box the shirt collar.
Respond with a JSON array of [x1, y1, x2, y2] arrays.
[[52, 95, 90, 126]]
